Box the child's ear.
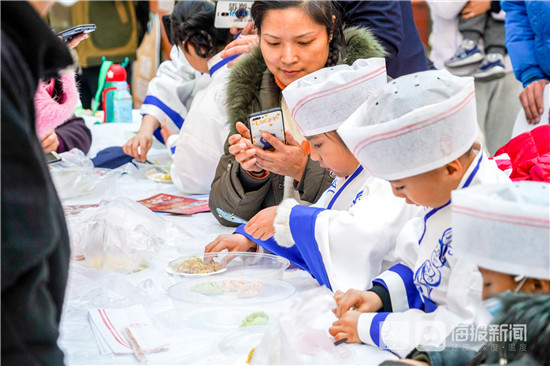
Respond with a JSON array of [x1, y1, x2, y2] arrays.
[[445, 159, 463, 181], [528, 279, 550, 293]]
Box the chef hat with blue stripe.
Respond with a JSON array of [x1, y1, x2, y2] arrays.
[[282, 58, 387, 137], [452, 181, 550, 280], [338, 69, 478, 181]]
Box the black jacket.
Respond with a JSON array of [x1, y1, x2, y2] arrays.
[[1, 2, 72, 365]]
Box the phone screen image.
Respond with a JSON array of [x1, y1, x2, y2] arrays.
[[214, 1, 253, 29], [45, 151, 62, 164], [248, 107, 285, 150]]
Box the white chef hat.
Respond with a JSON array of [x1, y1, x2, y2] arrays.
[[452, 181, 550, 280], [282, 58, 387, 137], [338, 69, 478, 181]]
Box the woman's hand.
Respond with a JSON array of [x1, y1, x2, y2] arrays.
[[244, 206, 278, 240], [222, 22, 258, 67], [204, 233, 257, 253], [254, 131, 308, 182], [41, 129, 59, 153], [333, 289, 383, 319], [65, 32, 89, 49], [461, 0, 491, 19], [329, 310, 361, 344], [228, 122, 264, 173], [519, 79, 550, 124]]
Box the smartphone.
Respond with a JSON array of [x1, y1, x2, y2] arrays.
[[45, 151, 62, 164], [214, 1, 253, 29], [248, 107, 285, 150], [58, 24, 96, 42]]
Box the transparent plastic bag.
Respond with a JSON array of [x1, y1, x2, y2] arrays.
[[49, 148, 124, 200], [251, 286, 352, 365], [67, 197, 167, 273]]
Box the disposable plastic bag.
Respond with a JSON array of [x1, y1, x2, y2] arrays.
[[66, 197, 167, 273], [49, 148, 127, 200], [251, 286, 352, 365]]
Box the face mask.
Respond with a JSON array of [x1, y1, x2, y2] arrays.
[[57, 0, 79, 7], [483, 276, 528, 317]]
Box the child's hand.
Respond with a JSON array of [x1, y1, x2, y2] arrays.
[[41, 129, 59, 153], [244, 206, 278, 240], [329, 310, 361, 344], [204, 233, 257, 254], [159, 118, 175, 143], [228, 122, 264, 173], [333, 289, 383, 319]]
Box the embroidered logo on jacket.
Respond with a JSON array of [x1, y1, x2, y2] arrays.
[[414, 228, 452, 299]]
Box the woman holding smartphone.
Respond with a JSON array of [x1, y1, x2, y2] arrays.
[[209, 0, 387, 227]]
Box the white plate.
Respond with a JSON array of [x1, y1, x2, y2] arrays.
[[147, 172, 172, 183], [183, 308, 272, 331], [217, 327, 266, 358], [167, 276, 296, 306], [165, 266, 227, 277]]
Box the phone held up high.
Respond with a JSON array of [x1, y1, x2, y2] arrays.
[[248, 107, 286, 150], [58, 24, 96, 42], [214, 1, 253, 29]]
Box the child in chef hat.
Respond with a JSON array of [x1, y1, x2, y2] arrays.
[[331, 69, 511, 357], [207, 58, 418, 293], [402, 181, 550, 366]]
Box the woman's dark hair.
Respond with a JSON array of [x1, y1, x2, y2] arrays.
[[251, 0, 345, 67], [170, 1, 233, 58]]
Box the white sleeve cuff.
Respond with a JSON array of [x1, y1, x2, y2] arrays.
[[273, 198, 299, 248], [165, 134, 179, 156], [357, 312, 378, 346]]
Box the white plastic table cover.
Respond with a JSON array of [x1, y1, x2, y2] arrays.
[[57, 116, 398, 365]]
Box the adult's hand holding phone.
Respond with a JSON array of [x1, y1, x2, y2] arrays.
[[228, 121, 264, 173], [65, 32, 89, 49], [253, 131, 308, 182], [41, 129, 59, 153]]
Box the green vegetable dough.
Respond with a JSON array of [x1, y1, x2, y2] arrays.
[[191, 281, 225, 295], [239, 311, 269, 327]]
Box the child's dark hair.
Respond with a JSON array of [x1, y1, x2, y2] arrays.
[[251, 0, 345, 67], [170, 1, 233, 58]]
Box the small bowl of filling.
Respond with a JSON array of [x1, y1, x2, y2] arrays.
[[167, 256, 228, 278], [166, 252, 290, 280]]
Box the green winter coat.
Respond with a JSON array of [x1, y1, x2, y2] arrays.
[[209, 27, 386, 227]]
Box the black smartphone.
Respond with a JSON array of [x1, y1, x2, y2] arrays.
[[58, 24, 96, 42], [248, 107, 286, 150], [45, 151, 62, 164]]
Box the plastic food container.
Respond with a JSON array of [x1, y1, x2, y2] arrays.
[[167, 276, 296, 306], [166, 252, 290, 280]]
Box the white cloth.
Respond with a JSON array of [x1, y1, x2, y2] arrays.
[[282, 58, 387, 136], [511, 84, 550, 138], [338, 69, 478, 180], [426, 1, 513, 73], [170, 52, 232, 195], [356, 150, 511, 357], [140, 45, 210, 134], [452, 181, 550, 280], [274, 165, 418, 292]]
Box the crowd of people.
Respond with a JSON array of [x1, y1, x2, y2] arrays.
[[2, 0, 549, 365]]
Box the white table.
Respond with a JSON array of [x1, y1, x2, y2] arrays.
[[57, 119, 398, 365]]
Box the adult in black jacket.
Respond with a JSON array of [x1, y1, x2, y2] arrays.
[[1, 1, 72, 364]]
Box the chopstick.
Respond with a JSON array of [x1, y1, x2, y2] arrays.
[[124, 326, 148, 364], [334, 338, 348, 346]]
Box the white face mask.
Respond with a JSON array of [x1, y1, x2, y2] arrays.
[[57, 0, 79, 7], [483, 276, 528, 317]]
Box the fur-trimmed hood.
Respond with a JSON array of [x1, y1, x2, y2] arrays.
[[225, 26, 387, 135]]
